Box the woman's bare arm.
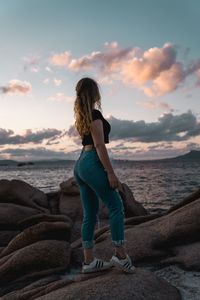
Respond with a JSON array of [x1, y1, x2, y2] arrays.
[[90, 119, 114, 174]]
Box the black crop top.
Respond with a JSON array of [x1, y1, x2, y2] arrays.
[[82, 109, 111, 146]]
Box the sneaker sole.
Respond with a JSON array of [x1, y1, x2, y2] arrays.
[[81, 265, 112, 274], [111, 259, 136, 274]]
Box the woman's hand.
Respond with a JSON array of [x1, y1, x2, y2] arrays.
[[107, 172, 120, 189]]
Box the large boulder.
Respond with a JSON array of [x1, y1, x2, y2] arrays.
[[0, 231, 20, 247], [73, 197, 200, 268], [17, 213, 72, 231], [0, 203, 42, 226], [46, 191, 61, 214], [59, 194, 82, 222], [59, 180, 147, 222], [0, 240, 71, 286], [0, 221, 71, 258], [60, 177, 80, 196], [33, 268, 181, 300], [0, 179, 49, 212]]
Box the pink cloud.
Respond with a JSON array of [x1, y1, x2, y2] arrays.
[[48, 42, 200, 97], [49, 51, 72, 66], [121, 43, 176, 85], [0, 80, 32, 95], [143, 63, 185, 97], [48, 42, 132, 73], [138, 100, 172, 111]]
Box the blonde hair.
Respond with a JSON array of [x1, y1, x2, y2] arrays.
[[74, 77, 102, 138]]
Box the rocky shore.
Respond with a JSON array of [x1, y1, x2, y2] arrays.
[[0, 178, 200, 299]]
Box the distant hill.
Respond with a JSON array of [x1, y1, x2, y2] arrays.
[[169, 150, 200, 161], [0, 159, 75, 166], [0, 160, 18, 166], [0, 150, 200, 166], [140, 150, 200, 162]]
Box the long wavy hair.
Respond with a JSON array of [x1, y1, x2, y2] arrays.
[[74, 77, 102, 138]]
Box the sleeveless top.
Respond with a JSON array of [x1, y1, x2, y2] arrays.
[[82, 109, 111, 146]]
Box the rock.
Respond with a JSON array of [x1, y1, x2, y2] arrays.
[[0, 179, 49, 212], [79, 197, 200, 267], [59, 194, 82, 222], [162, 242, 200, 271], [124, 213, 163, 226], [0, 221, 71, 258], [60, 177, 80, 196], [59, 180, 147, 222], [0, 203, 42, 226], [1, 275, 73, 299], [34, 268, 181, 300], [0, 240, 71, 286], [154, 265, 200, 300], [17, 213, 72, 231], [0, 231, 20, 247], [118, 183, 147, 217], [46, 191, 61, 214]]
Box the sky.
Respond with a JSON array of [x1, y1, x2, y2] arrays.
[[0, 0, 200, 161]]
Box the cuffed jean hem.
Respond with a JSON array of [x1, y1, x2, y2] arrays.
[[112, 239, 127, 247], [82, 240, 95, 249]]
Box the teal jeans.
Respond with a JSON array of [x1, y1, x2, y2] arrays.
[[73, 147, 126, 249]]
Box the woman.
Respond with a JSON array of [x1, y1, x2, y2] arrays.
[[73, 77, 135, 274]]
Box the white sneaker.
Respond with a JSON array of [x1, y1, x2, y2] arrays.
[[82, 257, 112, 274], [110, 254, 136, 273]]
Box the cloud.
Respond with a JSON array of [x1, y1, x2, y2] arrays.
[[43, 78, 62, 86], [0, 80, 32, 96], [43, 78, 50, 84], [0, 128, 62, 145], [49, 51, 72, 66], [23, 54, 40, 73], [47, 93, 74, 103], [48, 42, 200, 97], [45, 66, 53, 72], [53, 78, 62, 86], [137, 100, 172, 111], [48, 41, 132, 74], [121, 43, 176, 85], [68, 110, 200, 144], [0, 147, 68, 160], [141, 62, 185, 97]]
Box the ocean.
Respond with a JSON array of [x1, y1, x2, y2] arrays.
[[0, 159, 199, 212]]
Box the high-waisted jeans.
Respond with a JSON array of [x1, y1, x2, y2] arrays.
[[73, 147, 126, 249]]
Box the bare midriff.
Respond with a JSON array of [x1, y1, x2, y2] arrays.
[[82, 144, 95, 151]]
